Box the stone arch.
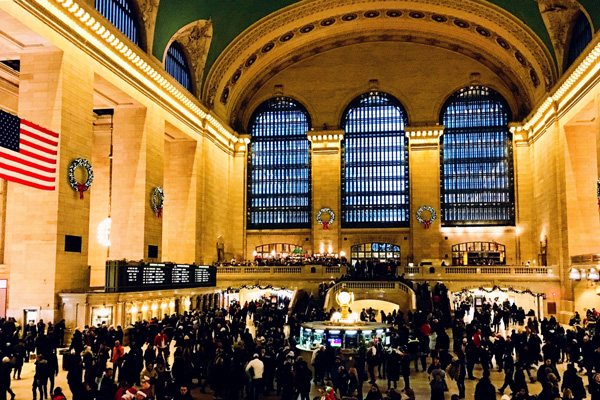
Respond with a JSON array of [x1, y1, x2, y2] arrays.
[[163, 19, 213, 97], [204, 0, 557, 124]]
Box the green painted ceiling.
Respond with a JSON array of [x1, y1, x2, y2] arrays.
[[152, 0, 600, 86]]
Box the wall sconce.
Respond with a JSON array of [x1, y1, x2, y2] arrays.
[[589, 268, 599, 281]]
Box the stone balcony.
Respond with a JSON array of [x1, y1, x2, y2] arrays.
[[402, 265, 559, 282]]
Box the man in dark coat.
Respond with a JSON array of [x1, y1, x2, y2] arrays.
[[474, 371, 496, 400], [561, 363, 586, 400]]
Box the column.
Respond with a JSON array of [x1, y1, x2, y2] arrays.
[[406, 128, 442, 263], [110, 105, 164, 260], [163, 138, 199, 263], [6, 50, 94, 322]]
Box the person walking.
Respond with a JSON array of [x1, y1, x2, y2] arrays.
[[245, 353, 264, 400]]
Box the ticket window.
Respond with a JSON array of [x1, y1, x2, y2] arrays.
[[312, 330, 326, 348], [327, 330, 343, 349], [345, 330, 358, 348], [299, 327, 312, 348]]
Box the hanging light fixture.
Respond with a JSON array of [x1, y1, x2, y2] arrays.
[[588, 268, 599, 281]]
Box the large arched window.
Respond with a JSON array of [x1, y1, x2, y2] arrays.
[[165, 42, 194, 94], [341, 92, 409, 228], [440, 86, 515, 226], [95, 0, 141, 46], [247, 97, 311, 229], [566, 13, 592, 69]]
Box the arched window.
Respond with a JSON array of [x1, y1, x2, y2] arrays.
[[247, 97, 311, 229], [95, 0, 141, 46], [440, 86, 515, 226], [341, 92, 409, 228], [165, 42, 194, 94], [566, 13, 592, 69]]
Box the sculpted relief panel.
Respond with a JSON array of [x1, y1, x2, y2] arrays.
[[536, 0, 584, 71]]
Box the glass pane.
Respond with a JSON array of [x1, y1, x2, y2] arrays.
[[247, 98, 311, 229], [440, 86, 514, 226], [341, 92, 409, 228]]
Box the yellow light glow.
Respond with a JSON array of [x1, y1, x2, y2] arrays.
[[97, 218, 111, 247]]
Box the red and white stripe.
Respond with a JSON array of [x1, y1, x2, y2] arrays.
[[0, 119, 58, 191]]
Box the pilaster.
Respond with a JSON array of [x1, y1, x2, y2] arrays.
[[309, 130, 343, 255]]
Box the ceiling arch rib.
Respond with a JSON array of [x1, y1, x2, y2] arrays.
[[203, 0, 557, 124]]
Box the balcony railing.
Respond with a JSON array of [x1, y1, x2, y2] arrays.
[[402, 265, 555, 278]]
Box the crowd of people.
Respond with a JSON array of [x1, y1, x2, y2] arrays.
[[0, 286, 597, 400], [214, 256, 350, 268]]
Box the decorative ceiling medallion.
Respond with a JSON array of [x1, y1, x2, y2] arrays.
[[364, 10, 380, 18], [496, 37, 511, 50], [476, 26, 491, 37], [220, 87, 230, 104], [386, 10, 402, 18], [321, 18, 336, 26], [409, 11, 425, 19], [300, 24, 315, 33], [261, 42, 275, 53], [280, 32, 294, 42], [431, 15, 447, 23], [530, 69, 540, 87], [231, 69, 241, 83], [245, 54, 257, 67], [454, 19, 469, 28], [342, 13, 358, 21]]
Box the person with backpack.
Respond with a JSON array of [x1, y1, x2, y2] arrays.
[[447, 354, 465, 399]]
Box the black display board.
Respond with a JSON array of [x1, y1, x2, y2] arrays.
[[105, 261, 216, 292]]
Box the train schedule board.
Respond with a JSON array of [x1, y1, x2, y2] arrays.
[[105, 261, 216, 292]]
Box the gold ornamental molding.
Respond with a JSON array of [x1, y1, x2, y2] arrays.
[[12, 0, 238, 152]]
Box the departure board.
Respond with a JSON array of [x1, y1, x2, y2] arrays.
[[105, 261, 216, 292]]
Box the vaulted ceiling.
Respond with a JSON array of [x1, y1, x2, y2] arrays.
[[152, 0, 600, 79]]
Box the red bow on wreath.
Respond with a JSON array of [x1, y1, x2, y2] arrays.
[[77, 183, 87, 199], [322, 221, 329, 230], [157, 207, 163, 218], [423, 220, 431, 229]]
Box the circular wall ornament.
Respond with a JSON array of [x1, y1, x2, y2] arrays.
[[151, 187, 165, 217], [416, 205, 437, 229], [68, 158, 93, 199], [316, 207, 335, 230]]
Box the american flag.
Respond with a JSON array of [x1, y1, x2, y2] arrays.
[[0, 109, 59, 191]]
